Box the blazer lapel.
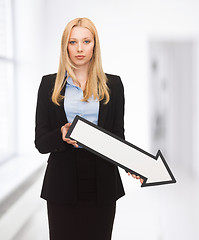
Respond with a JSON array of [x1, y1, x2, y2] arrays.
[[98, 99, 108, 128], [55, 83, 68, 125]]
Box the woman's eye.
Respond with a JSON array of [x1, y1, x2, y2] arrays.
[[84, 40, 90, 44], [69, 41, 76, 44]]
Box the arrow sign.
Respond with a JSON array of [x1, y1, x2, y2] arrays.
[[66, 115, 176, 187]]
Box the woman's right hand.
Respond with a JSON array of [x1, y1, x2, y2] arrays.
[[61, 123, 78, 148]]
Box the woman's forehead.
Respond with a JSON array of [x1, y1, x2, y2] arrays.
[[69, 26, 93, 38]]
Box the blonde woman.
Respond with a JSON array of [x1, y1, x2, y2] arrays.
[[35, 17, 138, 240]]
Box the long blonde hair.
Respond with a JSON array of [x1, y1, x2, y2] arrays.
[[52, 17, 110, 105]]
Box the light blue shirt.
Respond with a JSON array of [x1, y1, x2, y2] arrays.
[[64, 76, 99, 126]]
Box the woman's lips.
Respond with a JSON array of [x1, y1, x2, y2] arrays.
[[75, 55, 85, 60]]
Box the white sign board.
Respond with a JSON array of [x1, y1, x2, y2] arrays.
[[66, 115, 176, 187]]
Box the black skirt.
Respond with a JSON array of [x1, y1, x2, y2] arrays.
[[47, 148, 116, 240]]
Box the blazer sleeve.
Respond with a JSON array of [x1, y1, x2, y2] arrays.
[[34, 76, 69, 154], [112, 76, 125, 140]]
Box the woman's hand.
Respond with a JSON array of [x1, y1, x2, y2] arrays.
[[128, 172, 144, 184], [61, 123, 78, 148]]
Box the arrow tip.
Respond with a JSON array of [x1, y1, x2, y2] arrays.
[[142, 150, 176, 187]]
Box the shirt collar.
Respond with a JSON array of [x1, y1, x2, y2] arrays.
[[67, 76, 75, 86], [65, 71, 76, 87]]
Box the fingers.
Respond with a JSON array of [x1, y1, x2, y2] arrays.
[[128, 172, 144, 184], [61, 123, 78, 147], [64, 122, 72, 128], [65, 138, 78, 148]]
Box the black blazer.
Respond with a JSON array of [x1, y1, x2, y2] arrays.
[[35, 73, 125, 205]]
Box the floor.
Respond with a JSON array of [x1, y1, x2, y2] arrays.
[[12, 165, 199, 240]]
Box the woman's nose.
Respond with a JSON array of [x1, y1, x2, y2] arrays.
[[77, 42, 83, 52]]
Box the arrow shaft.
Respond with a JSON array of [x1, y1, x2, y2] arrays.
[[70, 119, 157, 177]]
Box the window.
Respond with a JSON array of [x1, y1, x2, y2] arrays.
[[0, 0, 16, 162]]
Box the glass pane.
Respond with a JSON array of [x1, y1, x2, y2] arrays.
[[0, 0, 13, 58], [0, 60, 15, 161]]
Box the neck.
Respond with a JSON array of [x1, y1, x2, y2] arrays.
[[73, 64, 90, 90]]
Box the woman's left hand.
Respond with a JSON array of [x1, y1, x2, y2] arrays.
[[128, 172, 144, 184]]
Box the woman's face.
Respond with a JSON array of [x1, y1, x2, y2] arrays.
[[67, 26, 95, 68]]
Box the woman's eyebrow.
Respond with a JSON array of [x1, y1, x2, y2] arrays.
[[69, 37, 91, 40]]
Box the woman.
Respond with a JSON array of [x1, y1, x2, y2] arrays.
[[35, 17, 142, 240]]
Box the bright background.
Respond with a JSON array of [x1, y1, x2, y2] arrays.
[[1, 0, 199, 239]]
